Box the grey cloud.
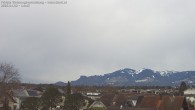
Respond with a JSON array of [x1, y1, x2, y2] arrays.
[[0, 0, 195, 83]]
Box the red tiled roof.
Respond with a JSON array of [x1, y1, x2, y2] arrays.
[[136, 95, 188, 110], [159, 96, 186, 110], [136, 96, 160, 108]]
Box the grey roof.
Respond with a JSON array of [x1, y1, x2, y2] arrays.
[[12, 89, 41, 98], [129, 96, 143, 100], [12, 89, 29, 97], [27, 90, 39, 97]]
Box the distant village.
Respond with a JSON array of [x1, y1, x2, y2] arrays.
[[1, 81, 195, 110]]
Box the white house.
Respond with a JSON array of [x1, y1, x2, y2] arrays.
[[86, 92, 101, 100], [88, 100, 107, 109], [184, 88, 195, 95], [12, 89, 41, 110]]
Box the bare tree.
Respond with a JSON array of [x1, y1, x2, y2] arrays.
[[0, 62, 20, 88], [0, 62, 20, 109]]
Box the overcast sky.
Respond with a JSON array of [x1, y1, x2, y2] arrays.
[[0, 0, 195, 83]]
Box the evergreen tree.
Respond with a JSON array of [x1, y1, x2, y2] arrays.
[[41, 86, 62, 110], [179, 81, 188, 96], [64, 93, 85, 110], [67, 81, 71, 95], [21, 97, 40, 110]]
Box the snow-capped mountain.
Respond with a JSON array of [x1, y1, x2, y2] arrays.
[[71, 68, 195, 86]]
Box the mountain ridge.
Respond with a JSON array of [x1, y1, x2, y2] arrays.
[[70, 68, 195, 86]]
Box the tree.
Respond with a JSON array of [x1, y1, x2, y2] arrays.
[[0, 62, 20, 90], [64, 93, 85, 110], [21, 97, 40, 110], [41, 86, 62, 110], [66, 81, 71, 95], [0, 62, 20, 110], [179, 81, 188, 96]]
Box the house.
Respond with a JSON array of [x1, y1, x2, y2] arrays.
[[112, 94, 129, 107], [0, 94, 17, 110], [186, 97, 195, 103], [159, 96, 188, 110], [186, 96, 195, 108], [86, 92, 101, 100], [88, 100, 107, 109], [136, 95, 161, 108], [100, 93, 115, 107], [11, 89, 41, 110], [85, 93, 129, 110], [126, 96, 144, 107], [0, 88, 17, 110], [100, 93, 131, 110], [134, 95, 189, 110], [184, 89, 195, 95]]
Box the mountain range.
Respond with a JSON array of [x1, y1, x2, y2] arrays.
[[70, 68, 195, 86]]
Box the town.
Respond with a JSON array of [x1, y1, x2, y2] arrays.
[[1, 63, 195, 110], [1, 81, 195, 110]]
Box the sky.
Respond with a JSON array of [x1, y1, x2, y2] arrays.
[[0, 0, 195, 83]]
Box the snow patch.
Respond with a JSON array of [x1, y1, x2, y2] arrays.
[[121, 71, 125, 73], [126, 69, 135, 74], [159, 71, 169, 76], [188, 80, 193, 84], [158, 71, 177, 76], [135, 69, 145, 74], [135, 77, 154, 83], [121, 68, 136, 75], [135, 79, 148, 82]]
